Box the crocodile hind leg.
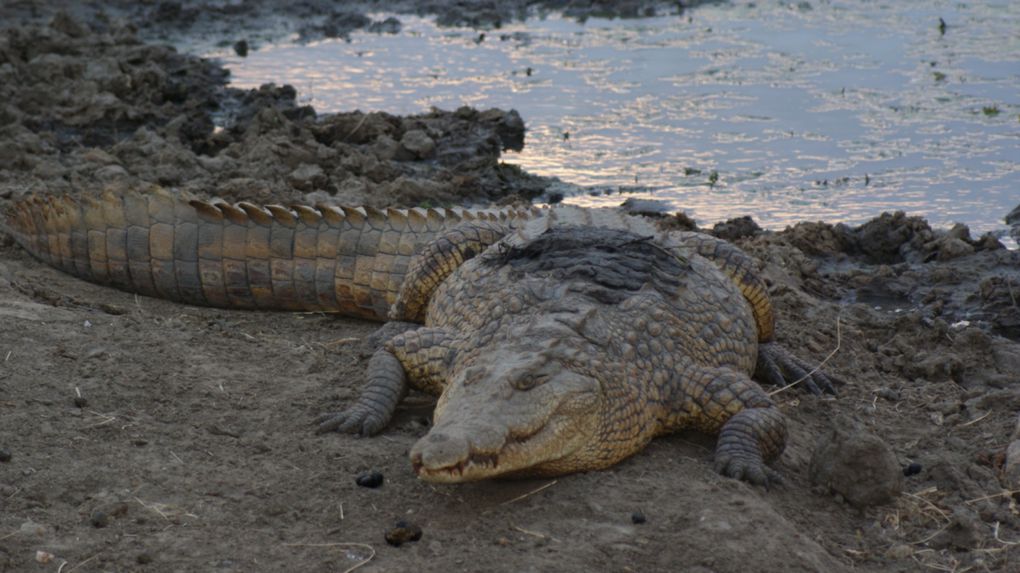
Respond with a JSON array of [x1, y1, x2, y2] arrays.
[[389, 221, 508, 322], [665, 232, 774, 341], [669, 232, 837, 397], [663, 363, 787, 487], [317, 327, 459, 435]]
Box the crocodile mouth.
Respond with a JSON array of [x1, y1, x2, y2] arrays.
[[411, 452, 502, 482], [409, 424, 555, 483]]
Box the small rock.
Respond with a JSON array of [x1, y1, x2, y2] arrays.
[[400, 129, 436, 160], [932, 508, 983, 550], [1005, 203, 1020, 225], [356, 470, 384, 488], [1002, 440, 1020, 489], [95, 164, 129, 182], [630, 511, 646, 524], [0, 449, 11, 462], [385, 520, 423, 547], [288, 163, 326, 191], [945, 223, 971, 242], [874, 387, 900, 402], [620, 198, 671, 218], [35, 550, 56, 564], [884, 543, 913, 559], [90, 510, 110, 528], [136, 552, 154, 564], [809, 421, 903, 507], [233, 40, 249, 57], [936, 237, 974, 261], [21, 520, 48, 536], [903, 463, 922, 477], [712, 216, 762, 241]]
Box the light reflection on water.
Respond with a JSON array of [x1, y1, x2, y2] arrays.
[[216, 1, 1020, 236]]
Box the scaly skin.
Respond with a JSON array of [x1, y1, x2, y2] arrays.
[[3, 183, 536, 320], [320, 225, 835, 485]]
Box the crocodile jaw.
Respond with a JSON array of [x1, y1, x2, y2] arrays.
[[409, 422, 570, 483]]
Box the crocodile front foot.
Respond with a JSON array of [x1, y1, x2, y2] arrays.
[[756, 342, 838, 396], [316, 348, 408, 436], [713, 408, 786, 488]]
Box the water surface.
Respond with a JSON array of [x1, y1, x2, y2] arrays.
[[216, 1, 1020, 237]]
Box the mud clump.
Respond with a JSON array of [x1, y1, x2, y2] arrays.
[[809, 421, 904, 507], [0, 16, 547, 210]]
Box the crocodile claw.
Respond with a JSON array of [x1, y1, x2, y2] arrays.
[[714, 452, 784, 489], [316, 406, 389, 436], [755, 342, 838, 396]]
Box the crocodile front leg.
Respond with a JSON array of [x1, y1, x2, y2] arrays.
[[317, 327, 459, 435], [662, 363, 787, 487], [390, 221, 509, 322]]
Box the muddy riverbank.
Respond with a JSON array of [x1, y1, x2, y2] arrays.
[[2, 9, 1020, 573]]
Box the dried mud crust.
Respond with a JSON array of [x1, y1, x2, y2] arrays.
[[3, 11, 1020, 573], [0, 19, 544, 212]]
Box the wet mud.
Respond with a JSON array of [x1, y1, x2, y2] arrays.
[[2, 8, 1020, 573]]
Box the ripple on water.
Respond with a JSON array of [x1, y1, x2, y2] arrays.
[[215, 1, 1020, 237]]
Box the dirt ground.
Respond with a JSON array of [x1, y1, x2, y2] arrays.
[[2, 5, 1020, 573]]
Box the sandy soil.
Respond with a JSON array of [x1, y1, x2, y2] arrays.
[[2, 7, 1020, 573]]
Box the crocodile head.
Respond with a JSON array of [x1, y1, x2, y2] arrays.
[[410, 335, 605, 483]]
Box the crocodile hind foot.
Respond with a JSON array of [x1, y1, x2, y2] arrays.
[[317, 349, 408, 436], [756, 342, 837, 396], [713, 407, 786, 488]]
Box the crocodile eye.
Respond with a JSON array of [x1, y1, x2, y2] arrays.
[[512, 374, 548, 391]]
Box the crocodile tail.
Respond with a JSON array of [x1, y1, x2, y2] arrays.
[[5, 185, 538, 320]]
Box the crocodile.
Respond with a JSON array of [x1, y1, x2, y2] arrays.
[[5, 184, 834, 485]]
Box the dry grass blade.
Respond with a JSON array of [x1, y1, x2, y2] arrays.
[[964, 489, 1020, 504], [282, 542, 375, 573], [993, 522, 1020, 546], [501, 480, 558, 505]]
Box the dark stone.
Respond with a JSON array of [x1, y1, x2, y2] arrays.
[[356, 470, 384, 488], [385, 520, 423, 547]]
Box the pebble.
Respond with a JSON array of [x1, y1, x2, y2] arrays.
[[0, 449, 11, 462], [90, 510, 110, 528], [630, 511, 646, 524], [400, 129, 436, 159], [385, 520, 423, 547], [356, 470, 384, 488], [903, 463, 922, 477], [885, 543, 913, 559]]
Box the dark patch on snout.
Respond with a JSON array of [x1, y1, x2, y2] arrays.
[[492, 226, 689, 304]]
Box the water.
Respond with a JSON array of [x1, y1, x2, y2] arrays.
[[214, 1, 1020, 237]]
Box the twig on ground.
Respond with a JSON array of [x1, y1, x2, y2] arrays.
[[66, 553, 100, 572], [993, 522, 1020, 546], [501, 480, 558, 505], [512, 525, 552, 540], [959, 411, 991, 427], [903, 491, 951, 523], [964, 489, 1020, 504], [282, 542, 375, 573]]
